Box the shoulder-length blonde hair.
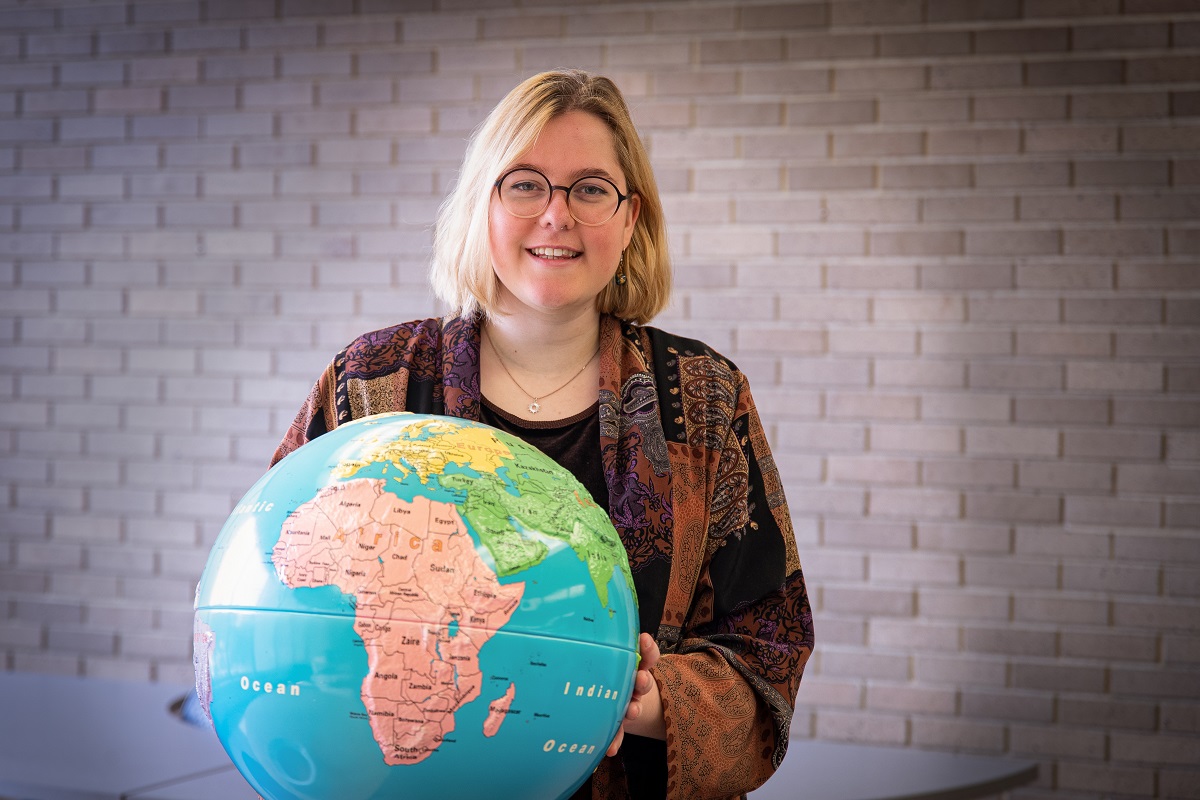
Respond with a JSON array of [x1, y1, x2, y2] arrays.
[[430, 69, 670, 325]]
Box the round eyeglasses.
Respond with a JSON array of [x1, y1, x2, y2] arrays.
[[493, 168, 631, 227]]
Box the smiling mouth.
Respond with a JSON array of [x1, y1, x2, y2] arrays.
[[528, 246, 581, 260]]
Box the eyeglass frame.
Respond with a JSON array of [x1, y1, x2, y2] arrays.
[[492, 167, 633, 227]]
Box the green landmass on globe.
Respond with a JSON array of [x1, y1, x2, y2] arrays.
[[334, 416, 633, 608]]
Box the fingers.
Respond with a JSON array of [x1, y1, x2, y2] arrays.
[[606, 726, 624, 757], [638, 632, 661, 671]]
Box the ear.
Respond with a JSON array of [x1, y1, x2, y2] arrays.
[[622, 193, 641, 249]]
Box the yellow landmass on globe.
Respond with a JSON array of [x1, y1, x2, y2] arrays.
[[334, 419, 512, 484]]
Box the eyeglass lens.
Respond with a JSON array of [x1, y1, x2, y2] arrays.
[[498, 169, 621, 226]]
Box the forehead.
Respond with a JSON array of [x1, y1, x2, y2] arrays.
[[515, 110, 622, 177]]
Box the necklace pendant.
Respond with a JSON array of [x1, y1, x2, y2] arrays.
[[528, 400, 541, 414]]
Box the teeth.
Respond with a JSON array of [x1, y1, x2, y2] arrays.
[[530, 247, 578, 258]]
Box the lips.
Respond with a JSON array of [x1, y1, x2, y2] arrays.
[[528, 246, 581, 259]]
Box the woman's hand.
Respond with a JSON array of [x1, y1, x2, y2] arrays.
[[606, 632, 665, 757]]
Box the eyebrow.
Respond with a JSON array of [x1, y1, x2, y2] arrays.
[[508, 163, 623, 185]]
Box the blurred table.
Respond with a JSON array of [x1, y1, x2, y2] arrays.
[[0, 671, 1035, 800], [749, 738, 1037, 800]]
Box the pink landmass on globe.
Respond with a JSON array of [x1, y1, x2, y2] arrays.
[[271, 478, 524, 765], [483, 682, 517, 738]]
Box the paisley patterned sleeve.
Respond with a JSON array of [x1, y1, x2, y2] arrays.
[[655, 368, 814, 800], [270, 358, 339, 467]]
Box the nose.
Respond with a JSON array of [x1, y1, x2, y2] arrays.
[[540, 186, 574, 229]]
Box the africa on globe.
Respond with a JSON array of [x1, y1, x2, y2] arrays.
[[193, 412, 639, 800]]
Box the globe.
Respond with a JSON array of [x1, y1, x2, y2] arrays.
[[193, 412, 639, 800]]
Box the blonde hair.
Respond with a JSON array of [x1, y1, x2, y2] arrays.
[[430, 69, 671, 325]]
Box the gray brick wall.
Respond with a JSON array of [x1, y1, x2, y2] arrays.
[[2, 1, 1199, 795]]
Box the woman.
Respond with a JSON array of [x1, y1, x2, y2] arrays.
[[272, 69, 814, 800]]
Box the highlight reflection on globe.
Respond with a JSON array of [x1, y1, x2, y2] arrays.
[[193, 412, 639, 800]]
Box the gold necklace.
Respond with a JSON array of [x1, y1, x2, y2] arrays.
[[484, 328, 599, 415]]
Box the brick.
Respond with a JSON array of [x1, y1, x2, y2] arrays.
[[779, 357, 868, 388], [1064, 297, 1162, 324], [1062, 629, 1159, 662], [787, 98, 876, 128], [1122, 193, 1200, 223], [1074, 90, 1170, 120], [785, 486, 865, 516], [693, 100, 784, 129], [1124, 125, 1200, 153], [683, 225, 770, 258], [965, 228, 1061, 256], [869, 552, 960, 586], [964, 687, 1055, 722], [874, 29, 967, 57], [1017, 329, 1112, 359], [1115, 397, 1200, 427], [875, 359, 965, 389], [970, 359, 1065, 392], [832, 58, 922, 93], [699, 36, 784, 65], [1008, 724, 1099, 762], [98, 30, 167, 56], [966, 425, 1059, 458], [921, 392, 1009, 423], [1118, 263, 1200, 290], [920, 329, 1012, 357], [871, 487, 961, 519], [929, 128, 1023, 157], [1175, 89, 1200, 117], [823, 585, 914, 617], [1119, 464, 1200, 496], [1067, 361, 1163, 392], [242, 82, 314, 109], [1064, 226, 1164, 256], [976, 160, 1070, 187], [1066, 495, 1161, 527], [787, 165, 875, 192], [130, 173, 199, 198], [871, 231, 963, 257], [823, 650, 911, 685], [132, 114, 202, 140], [1112, 664, 1200, 697], [969, 296, 1061, 323], [316, 78, 394, 108], [1128, 55, 1200, 84], [870, 682, 960, 717], [831, 130, 921, 158], [817, 197, 918, 226], [1014, 396, 1109, 425], [58, 116, 125, 142], [815, 709, 908, 745], [829, 455, 921, 486], [1075, 159, 1170, 186], [966, 491, 1062, 523], [880, 97, 971, 124], [932, 61, 1023, 90], [925, 458, 1013, 488], [1027, 123, 1120, 154], [827, 0, 917, 24]]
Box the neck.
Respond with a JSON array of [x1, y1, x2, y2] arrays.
[[480, 310, 603, 419], [483, 310, 601, 373]]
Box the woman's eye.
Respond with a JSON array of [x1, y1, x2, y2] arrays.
[[574, 183, 610, 198]]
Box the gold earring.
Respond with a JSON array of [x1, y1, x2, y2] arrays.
[[615, 252, 627, 285]]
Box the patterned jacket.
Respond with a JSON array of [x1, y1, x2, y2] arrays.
[[272, 314, 814, 800]]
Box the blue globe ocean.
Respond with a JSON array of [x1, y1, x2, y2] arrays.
[[194, 412, 639, 800]]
